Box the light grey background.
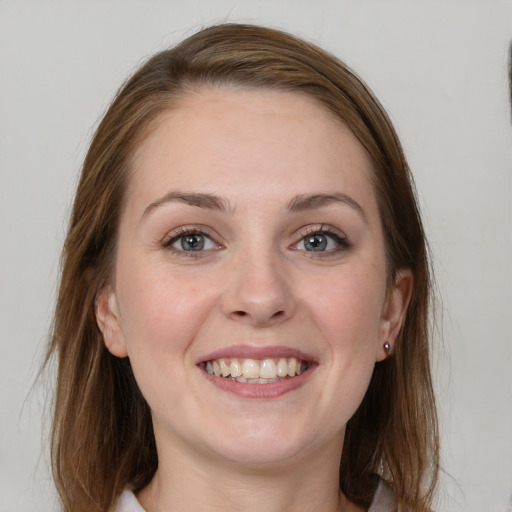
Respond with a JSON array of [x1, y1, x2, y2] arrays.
[[1, 1, 511, 511]]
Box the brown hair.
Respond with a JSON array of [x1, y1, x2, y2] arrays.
[[46, 23, 439, 512]]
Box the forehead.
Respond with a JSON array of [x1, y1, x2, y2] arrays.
[[128, 88, 377, 216]]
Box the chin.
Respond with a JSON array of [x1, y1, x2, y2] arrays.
[[217, 441, 304, 467], [203, 419, 322, 467]]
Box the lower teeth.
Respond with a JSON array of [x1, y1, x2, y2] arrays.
[[230, 376, 282, 384]]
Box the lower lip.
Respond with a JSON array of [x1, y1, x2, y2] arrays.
[[200, 366, 316, 399]]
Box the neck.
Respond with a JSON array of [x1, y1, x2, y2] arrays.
[[137, 431, 358, 512]]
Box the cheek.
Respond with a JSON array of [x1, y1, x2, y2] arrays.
[[114, 263, 222, 417], [308, 266, 386, 353], [115, 257, 218, 369], [307, 268, 384, 424]]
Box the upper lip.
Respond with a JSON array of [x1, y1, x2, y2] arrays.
[[197, 344, 318, 365]]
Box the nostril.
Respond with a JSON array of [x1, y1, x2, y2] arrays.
[[231, 309, 285, 322]]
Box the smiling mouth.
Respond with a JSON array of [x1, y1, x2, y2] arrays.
[[204, 357, 310, 383]]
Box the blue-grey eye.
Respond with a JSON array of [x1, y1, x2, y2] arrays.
[[304, 234, 328, 251], [298, 231, 350, 253], [165, 231, 219, 253], [181, 233, 205, 251]]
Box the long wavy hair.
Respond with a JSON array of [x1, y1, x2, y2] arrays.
[[46, 23, 439, 512]]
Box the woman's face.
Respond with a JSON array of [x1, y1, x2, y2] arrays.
[[97, 88, 410, 467]]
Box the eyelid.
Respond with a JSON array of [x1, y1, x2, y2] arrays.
[[299, 224, 346, 238]]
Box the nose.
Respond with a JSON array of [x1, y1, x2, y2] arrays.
[[221, 249, 296, 327]]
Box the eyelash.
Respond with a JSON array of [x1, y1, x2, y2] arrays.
[[162, 224, 352, 257]]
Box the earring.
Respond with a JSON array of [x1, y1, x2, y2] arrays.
[[383, 342, 391, 354]]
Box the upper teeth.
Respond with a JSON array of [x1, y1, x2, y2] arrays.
[[205, 357, 307, 380]]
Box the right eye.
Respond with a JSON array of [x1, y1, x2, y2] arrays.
[[163, 228, 221, 256]]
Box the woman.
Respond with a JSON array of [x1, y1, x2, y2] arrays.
[[46, 24, 439, 512]]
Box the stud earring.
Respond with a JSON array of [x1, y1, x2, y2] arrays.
[[383, 342, 391, 354]]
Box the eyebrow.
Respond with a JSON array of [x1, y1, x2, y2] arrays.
[[287, 193, 366, 221], [141, 191, 232, 220], [141, 191, 366, 221]]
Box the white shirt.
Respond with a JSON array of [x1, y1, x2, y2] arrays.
[[117, 489, 144, 512], [116, 481, 395, 512]]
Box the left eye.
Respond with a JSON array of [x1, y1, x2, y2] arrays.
[[295, 231, 349, 252], [166, 232, 219, 252]]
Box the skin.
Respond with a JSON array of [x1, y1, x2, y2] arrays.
[[96, 88, 412, 512]]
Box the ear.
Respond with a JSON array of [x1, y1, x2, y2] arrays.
[[95, 285, 128, 358], [376, 269, 413, 362]]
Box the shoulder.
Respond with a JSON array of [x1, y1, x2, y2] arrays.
[[116, 489, 146, 512], [368, 479, 396, 512]]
